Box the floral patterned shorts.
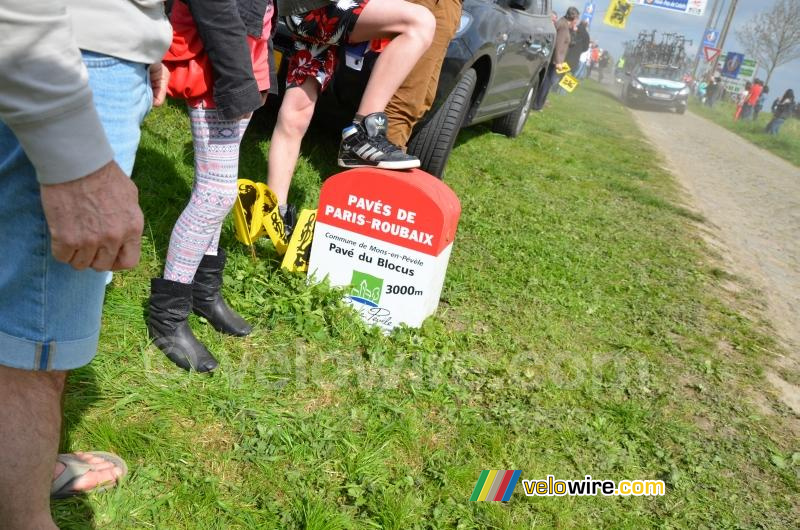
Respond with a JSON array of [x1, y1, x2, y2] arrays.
[[283, 0, 370, 91]]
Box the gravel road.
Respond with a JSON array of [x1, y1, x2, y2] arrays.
[[627, 104, 800, 413]]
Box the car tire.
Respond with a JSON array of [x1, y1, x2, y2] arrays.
[[676, 106, 687, 115], [407, 68, 478, 179], [492, 80, 535, 138]]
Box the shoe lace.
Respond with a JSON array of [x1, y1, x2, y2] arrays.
[[371, 134, 401, 154]]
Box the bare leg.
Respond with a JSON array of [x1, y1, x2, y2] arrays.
[[348, 0, 435, 117], [0, 365, 65, 530], [266, 80, 319, 205]]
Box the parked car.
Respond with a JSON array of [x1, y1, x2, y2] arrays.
[[271, 0, 556, 177], [620, 64, 690, 114]]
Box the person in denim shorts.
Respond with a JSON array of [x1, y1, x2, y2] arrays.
[[0, 1, 170, 526], [265, 0, 435, 237]]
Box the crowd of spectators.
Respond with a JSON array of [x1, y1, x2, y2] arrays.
[[695, 73, 795, 136]]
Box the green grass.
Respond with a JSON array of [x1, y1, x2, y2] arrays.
[[54, 84, 799, 528], [690, 98, 800, 167]]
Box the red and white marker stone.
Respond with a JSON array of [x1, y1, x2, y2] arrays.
[[308, 168, 461, 330]]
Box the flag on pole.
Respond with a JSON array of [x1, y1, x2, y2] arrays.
[[582, 1, 596, 28], [604, 0, 633, 29]]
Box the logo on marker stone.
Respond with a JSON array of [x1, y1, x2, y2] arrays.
[[349, 271, 383, 307]]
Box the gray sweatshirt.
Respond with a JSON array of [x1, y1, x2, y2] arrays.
[[0, 1, 170, 185]]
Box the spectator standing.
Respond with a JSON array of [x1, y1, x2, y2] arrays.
[[735, 81, 752, 121], [587, 43, 600, 78], [533, 6, 580, 111], [385, 0, 463, 152], [598, 50, 609, 83], [576, 49, 591, 79], [741, 79, 762, 120], [754, 85, 769, 120], [0, 0, 170, 525], [705, 76, 720, 107], [150, 0, 277, 373], [765, 89, 795, 135], [697, 79, 708, 102], [565, 19, 590, 74]]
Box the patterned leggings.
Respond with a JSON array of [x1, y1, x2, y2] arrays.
[[163, 107, 250, 284]]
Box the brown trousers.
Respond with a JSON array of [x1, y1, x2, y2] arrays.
[[385, 0, 463, 147]]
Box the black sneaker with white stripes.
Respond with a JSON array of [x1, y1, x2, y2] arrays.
[[338, 112, 420, 170]]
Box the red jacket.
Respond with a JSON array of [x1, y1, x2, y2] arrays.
[[747, 84, 763, 106]]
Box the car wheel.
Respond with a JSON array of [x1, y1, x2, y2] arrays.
[[676, 106, 687, 115], [492, 81, 535, 138], [407, 68, 478, 179]]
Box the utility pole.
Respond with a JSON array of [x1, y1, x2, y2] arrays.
[[692, 0, 722, 79], [714, 0, 726, 29], [709, 0, 738, 76]]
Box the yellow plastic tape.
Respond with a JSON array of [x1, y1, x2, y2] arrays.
[[254, 182, 278, 239], [281, 209, 317, 273], [233, 179, 265, 245], [556, 63, 571, 75], [265, 206, 290, 255]]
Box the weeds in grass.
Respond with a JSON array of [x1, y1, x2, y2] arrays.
[[54, 85, 799, 529]]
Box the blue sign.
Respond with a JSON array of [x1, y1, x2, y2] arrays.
[[721, 52, 745, 79], [703, 29, 719, 47], [635, 0, 707, 16], [697, 28, 719, 58], [582, 1, 596, 27]]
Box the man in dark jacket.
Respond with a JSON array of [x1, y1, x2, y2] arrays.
[[565, 19, 590, 73], [533, 6, 580, 111]]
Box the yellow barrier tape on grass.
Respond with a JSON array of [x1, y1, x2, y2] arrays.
[[281, 209, 317, 273], [556, 63, 571, 75], [254, 182, 278, 239], [233, 179, 265, 246], [265, 206, 290, 256]]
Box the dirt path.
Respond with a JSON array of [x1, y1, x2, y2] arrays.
[[625, 103, 800, 414]]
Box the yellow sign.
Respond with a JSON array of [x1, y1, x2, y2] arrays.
[[556, 63, 571, 75], [559, 73, 579, 93], [604, 0, 633, 29], [281, 209, 317, 273]]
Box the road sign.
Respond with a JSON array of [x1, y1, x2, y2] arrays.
[[703, 29, 719, 46], [635, 0, 707, 16], [720, 52, 745, 79], [559, 74, 580, 93], [703, 46, 721, 63]]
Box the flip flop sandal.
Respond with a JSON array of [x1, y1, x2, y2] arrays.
[[50, 451, 128, 500]]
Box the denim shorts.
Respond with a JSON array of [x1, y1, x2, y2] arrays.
[[0, 51, 151, 371]]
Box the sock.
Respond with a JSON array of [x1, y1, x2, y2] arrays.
[[278, 204, 288, 217], [353, 113, 366, 123]]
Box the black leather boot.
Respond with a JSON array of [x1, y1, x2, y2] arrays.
[[192, 249, 252, 336], [148, 278, 219, 373]]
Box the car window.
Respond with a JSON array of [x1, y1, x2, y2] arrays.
[[530, 0, 549, 14], [637, 66, 683, 81]]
